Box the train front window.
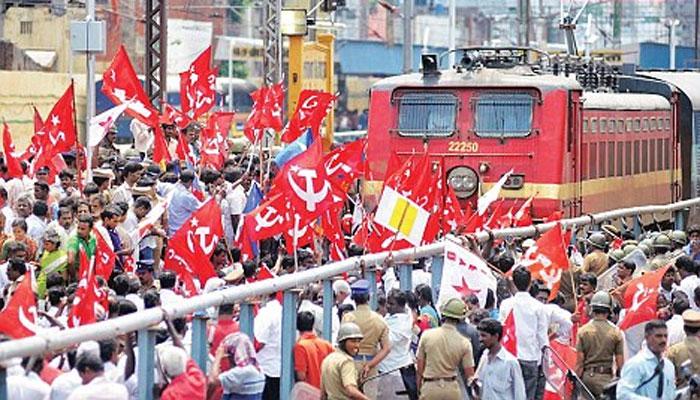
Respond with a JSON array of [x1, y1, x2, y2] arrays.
[[397, 93, 457, 137], [474, 94, 533, 138]]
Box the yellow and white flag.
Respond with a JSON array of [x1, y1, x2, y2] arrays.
[[374, 186, 430, 246]]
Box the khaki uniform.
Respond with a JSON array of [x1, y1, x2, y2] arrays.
[[320, 348, 360, 400], [667, 336, 700, 385], [581, 251, 609, 276], [649, 254, 671, 270], [342, 304, 389, 398], [417, 323, 474, 400], [576, 319, 624, 397]]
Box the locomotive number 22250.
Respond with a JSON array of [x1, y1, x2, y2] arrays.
[[447, 141, 479, 153]]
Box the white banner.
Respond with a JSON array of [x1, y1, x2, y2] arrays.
[[437, 241, 497, 309]]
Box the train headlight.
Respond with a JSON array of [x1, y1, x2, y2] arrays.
[[447, 167, 478, 199]]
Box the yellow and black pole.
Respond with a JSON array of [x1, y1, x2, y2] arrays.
[[318, 33, 334, 151]]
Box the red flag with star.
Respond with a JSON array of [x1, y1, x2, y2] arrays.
[[0, 273, 37, 338], [32, 84, 77, 175], [437, 241, 497, 308], [102, 45, 160, 126], [180, 46, 217, 119], [164, 198, 223, 287]]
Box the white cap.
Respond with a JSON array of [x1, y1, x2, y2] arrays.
[[157, 345, 188, 379], [333, 280, 351, 296]]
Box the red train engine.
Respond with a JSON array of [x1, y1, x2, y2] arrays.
[[363, 48, 681, 220]]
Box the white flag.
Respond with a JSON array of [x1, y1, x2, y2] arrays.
[[437, 241, 497, 308], [88, 103, 129, 147], [477, 169, 513, 216]]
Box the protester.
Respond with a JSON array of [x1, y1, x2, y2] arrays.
[[474, 318, 526, 400], [209, 332, 266, 400], [293, 311, 333, 389]]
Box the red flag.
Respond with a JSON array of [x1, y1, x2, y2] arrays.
[[0, 273, 37, 338], [152, 125, 172, 165], [180, 46, 218, 119], [94, 230, 116, 279], [256, 264, 276, 281], [272, 139, 343, 225], [502, 311, 518, 357], [514, 195, 534, 227], [521, 224, 570, 300], [33, 106, 43, 134], [323, 138, 366, 190], [281, 90, 335, 143], [200, 112, 234, 170], [163, 240, 198, 296], [543, 339, 577, 399], [164, 198, 223, 287], [34, 84, 77, 166], [619, 264, 671, 330], [322, 206, 346, 261], [243, 83, 284, 142], [244, 193, 289, 241], [163, 103, 192, 130], [3, 122, 24, 179], [175, 133, 195, 165], [442, 186, 466, 234], [102, 45, 160, 126], [68, 249, 98, 328]]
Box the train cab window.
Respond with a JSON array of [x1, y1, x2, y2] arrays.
[[634, 119, 641, 131], [642, 118, 649, 131], [474, 93, 534, 138], [626, 119, 633, 132], [650, 117, 657, 131], [618, 119, 624, 133], [600, 118, 607, 133], [665, 118, 671, 130], [583, 119, 589, 133], [590, 118, 598, 133], [397, 92, 457, 137]]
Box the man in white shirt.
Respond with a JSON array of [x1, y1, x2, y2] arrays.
[[254, 293, 282, 400], [677, 256, 700, 310], [7, 357, 51, 400], [298, 284, 325, 337], [534, 285, 573, 344], [475, 318, 527, 400], [49, 341, 101, 400], [377, 289, 416, 400], [499, 267, 548, 400], [668, 295, 690, 347], [26, 200, 49, 245], [67, 352, 129, 400], [111, 162, 144, 206]]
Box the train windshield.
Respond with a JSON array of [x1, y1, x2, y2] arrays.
[[397, 92, 457, 137], [474, 93, 533, 138]]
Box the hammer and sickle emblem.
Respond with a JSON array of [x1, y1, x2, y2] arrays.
[[287, 169, 330, 212], [254, 206, 285, 231]]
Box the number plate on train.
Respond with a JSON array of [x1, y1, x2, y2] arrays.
[[447, 141, 479, 152]]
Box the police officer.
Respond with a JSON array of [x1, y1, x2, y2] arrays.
[[649, 234, 673, 270], [581, 233, 609, 276], [320, 322, 370, 400], [666, 309, 700, 386], [601, 224, 621, 244], [416, 297, 475, 400], [341, 279, 390, 399], [575, 291, 625, 398], [670, 230, 688, 256]]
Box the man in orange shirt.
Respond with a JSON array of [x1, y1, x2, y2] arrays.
[[293, 311, 333, 388]]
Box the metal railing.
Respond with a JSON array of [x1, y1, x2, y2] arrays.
[[0, 197, 698, 400]]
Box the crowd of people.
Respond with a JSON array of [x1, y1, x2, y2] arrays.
[[1, 117, 700, 400]]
